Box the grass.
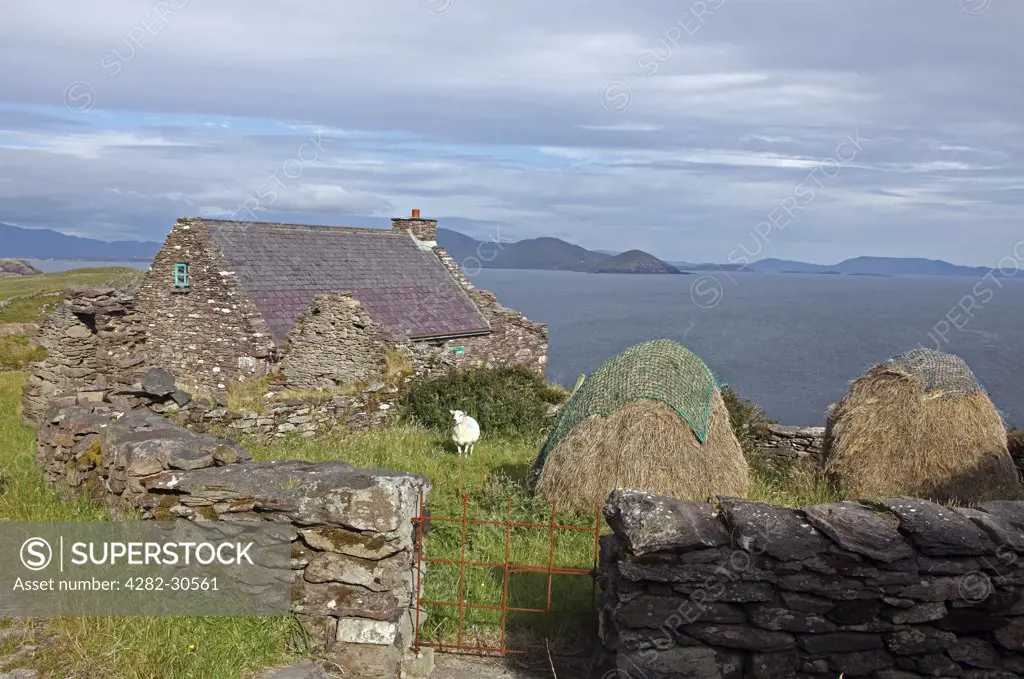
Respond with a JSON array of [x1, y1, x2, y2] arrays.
[[224, 375, 367, 415], [0, 267, 140, 323], [0, 372, 305, 678], [0, 334, 47, 371]]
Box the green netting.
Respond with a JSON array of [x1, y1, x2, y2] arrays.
[[530, 339, 725, 486], [884, 348, 982, 400]]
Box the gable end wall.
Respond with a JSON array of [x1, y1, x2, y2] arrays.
[[135, 218, 276, 392]]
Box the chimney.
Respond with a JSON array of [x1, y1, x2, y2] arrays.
[[391, 208, 437, 242]]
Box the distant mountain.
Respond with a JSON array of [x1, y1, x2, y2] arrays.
[[669, 261, 747, 272], [831, 256, 992, 277], [747, 258, 837, 274], [748, 256, 996, 277], [594, 249, 621, 256], [590, 250, 682, 274], [0, 223, 160, 260], [438, 229, 1008, 277], [438, 228, 611, 272]]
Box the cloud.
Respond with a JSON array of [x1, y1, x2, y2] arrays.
[[0, 0, 1020, 265]]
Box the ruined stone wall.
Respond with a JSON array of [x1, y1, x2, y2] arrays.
[[598, 489, 1024, 679], [22, 287, 148, 426], [759, 425, 826, 467], [281, 293, 395, 391], [135, 218, 276, 392], [36, 401, 430, 677]]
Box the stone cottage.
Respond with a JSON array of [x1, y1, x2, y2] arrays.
[[134, 211, 548, 391]]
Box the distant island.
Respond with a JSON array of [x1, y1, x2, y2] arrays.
[[0, 258, 43, 277], [590, 250, 682, 274], [0, 221, 1011, 279], [439, 229, 1011, 278]]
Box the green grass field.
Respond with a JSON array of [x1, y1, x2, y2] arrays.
[[0, 267, 141, 323]]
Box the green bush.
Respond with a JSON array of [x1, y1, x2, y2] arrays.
[[721, 386, 776, 457], [400, 368, 567, 438]]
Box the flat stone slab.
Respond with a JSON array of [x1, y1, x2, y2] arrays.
[[604, 489, 730, 556], [719, 498, 831, 561], [102, 410, 249, 476], [140, 367, 176, 397], [145, 460, 429, 532], [803, 501, 913, 562], [882, 497, 996, 556]]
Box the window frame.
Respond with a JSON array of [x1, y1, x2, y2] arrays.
[[174, 262, 191, 289]]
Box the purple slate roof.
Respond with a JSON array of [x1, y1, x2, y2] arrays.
[[203, 219, 490, 344]]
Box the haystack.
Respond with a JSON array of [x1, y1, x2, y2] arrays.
[[823, 348, 1018, 503], [529, 339, 748, 511]]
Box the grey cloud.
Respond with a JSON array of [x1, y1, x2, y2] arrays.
[[0, 0, 1021, 263]]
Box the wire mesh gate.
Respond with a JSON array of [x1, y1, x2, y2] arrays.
[[411, 491, 603, 656]]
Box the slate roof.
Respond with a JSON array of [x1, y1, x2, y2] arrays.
[[203, 219, 491, 344]]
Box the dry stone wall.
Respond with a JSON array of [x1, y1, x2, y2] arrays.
[[22, 287, 148, 426], [35, 402, 430, 678], [758, 425, 826, 467], [598, 489, 1024, 679], [23, 289, 398, 433], [281, 293, 395, 390]]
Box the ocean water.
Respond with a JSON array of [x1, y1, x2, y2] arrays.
[[469, 269, 1024, 427]]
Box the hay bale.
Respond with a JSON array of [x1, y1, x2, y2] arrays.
[[530, 339, 748, 511], [823, 348, 1018, 503]]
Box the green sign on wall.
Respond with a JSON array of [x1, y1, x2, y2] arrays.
[[450, 346, 465, 355]]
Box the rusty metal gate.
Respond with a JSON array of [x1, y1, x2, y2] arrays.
[[411, 491, 602, 656]]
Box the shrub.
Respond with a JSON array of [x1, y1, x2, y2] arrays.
[[401, 368, 566, 438], [721, 386, 776, 457]]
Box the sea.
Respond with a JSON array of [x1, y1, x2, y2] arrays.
[[28, 260, 1024, 426], [468, 269, 1024, 427]]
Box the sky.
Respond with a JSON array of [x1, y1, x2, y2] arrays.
[[0, 0, 1021, 265]]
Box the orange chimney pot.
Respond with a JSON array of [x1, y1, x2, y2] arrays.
[[411, 208, 421, 218]]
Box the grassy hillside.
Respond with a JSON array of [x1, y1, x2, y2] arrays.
[[0, 266, 141, 323]]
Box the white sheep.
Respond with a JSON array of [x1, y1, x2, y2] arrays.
[[450, 409, 480, 457]]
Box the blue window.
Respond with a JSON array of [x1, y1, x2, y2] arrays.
[[174, 263, 190, 288]]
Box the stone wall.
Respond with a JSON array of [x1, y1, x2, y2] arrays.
[[35, 402, 430, 677], [282, 293, 395, 391], [598, 489, 1024, 679], [22, 287, 148, 426], [759, 425, 826, 466], [23, 289, 397, 433], [135, 217, 276, 392]]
